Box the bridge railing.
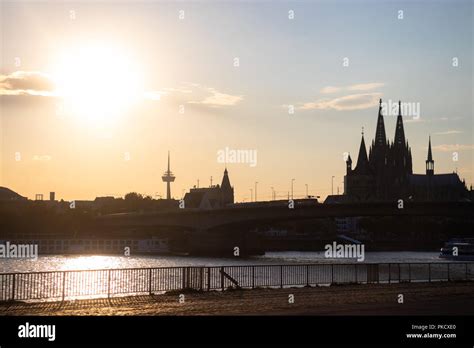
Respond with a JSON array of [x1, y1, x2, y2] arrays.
[[1, 262, 473, 303]]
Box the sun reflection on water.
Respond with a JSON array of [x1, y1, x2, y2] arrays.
[[60, 255, 123, 271]]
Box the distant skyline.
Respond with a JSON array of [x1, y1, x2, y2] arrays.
[[0, 0, 472, 201]]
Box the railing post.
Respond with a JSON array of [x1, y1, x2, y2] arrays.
[[354, 264, 358, 283], [207, 267, 211, 291], [182, 267, 186, 290], [280, 265, 283, 288], [62, 271, 66, 301], [306, 265, 309, 286], [388, 264, 391, 284], [408, 263, 411, 282], [107, 269, 111, 299], [11, 273, 16, 301], [398, 263, 401, 283], [200, 267, 203, 291], [220, 267, 224, 291], [252, 266, 255, 289], [148, 268, 152, 295], [428, 263, 431, 282], [331, 264, 334, 284]]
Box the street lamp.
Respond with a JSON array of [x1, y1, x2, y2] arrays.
[[250, 188, 253, 202], [305, 184, 308, 198], [331, 176, 335, 195]]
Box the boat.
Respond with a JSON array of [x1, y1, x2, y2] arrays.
[[439, 238, 474, 261]]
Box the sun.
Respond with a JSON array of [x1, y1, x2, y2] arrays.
[[53, 45, 144, 124]]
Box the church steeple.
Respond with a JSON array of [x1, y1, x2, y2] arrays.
[[354, 129, 370, 175], [374, 98, 386, 146], [394, 100, 406, 147], [346, 153, 352, 174], [220, 167, 234, 205], [221, 167, 232, 189], [426, 136, 434, 176]]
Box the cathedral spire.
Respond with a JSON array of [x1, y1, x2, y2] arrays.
[[426, 135, 434, 176], [394, 100, 406, 146], [374, 98, 386, 146], [427, 136, 433, 161], [354, 130, 370, 174]]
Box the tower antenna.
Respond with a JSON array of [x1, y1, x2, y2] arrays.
[[161, 151, 176, 200]]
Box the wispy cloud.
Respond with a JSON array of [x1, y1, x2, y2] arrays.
[[319, 82, 384, 94], [405, 118, 426, 124], [320, 86, 342, 94], [159, 83, 243, 108], [0, 71, 56, 96], [299, 93, 382, 111], [1, 71, 242, 109], [439, 116, 465, 121], [189, 87, 243, 107], [432, 144, 474, 152], [347, 82, 385, 91], [433, 130, 463, 135]]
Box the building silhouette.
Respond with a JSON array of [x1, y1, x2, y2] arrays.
[[344, 99, 469, 202], [184, 168, 234, 209]]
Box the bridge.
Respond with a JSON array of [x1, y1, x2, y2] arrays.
[[97, 201, 473, 231]]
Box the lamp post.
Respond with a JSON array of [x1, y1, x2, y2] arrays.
[[250, 188, 253, 202], [305, 184, 308, 198], [331, 176, 335, 195]]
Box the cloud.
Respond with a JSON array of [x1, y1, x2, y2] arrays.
[[299, 93, 382, 111], [189, 87, 243, 107], [319, 82, 384, 94], [405, 118, 426, 124], [0, 71, 56, 96], [1, 71, 242, 110], [320, 86, 341, 94], [157, 83, 243, 108], [347, 82, 385, 91], [433, 130, 463, 135], [432, 144, 474, 152]]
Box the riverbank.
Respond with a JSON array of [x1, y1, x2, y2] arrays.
[[1, 281, 473, 316]]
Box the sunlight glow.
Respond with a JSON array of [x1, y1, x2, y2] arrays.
[[53, 45, 144, 124]]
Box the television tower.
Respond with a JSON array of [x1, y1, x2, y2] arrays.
[[162, 151, 175, 200]]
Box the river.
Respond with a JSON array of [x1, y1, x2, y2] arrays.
[[0, 251, 449, 273]]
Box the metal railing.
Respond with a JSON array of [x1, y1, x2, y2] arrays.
[[1, 262, 473, 302]]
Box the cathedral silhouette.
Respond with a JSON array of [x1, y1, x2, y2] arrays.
[[344, 99, 469, 202]]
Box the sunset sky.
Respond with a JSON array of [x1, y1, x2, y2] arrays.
[[1, 0, 472, 202]]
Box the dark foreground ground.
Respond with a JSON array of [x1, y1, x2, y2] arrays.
[[1, 281, 473, 316]]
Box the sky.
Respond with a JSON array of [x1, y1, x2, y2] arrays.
[[0, 0, 473, 202]]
